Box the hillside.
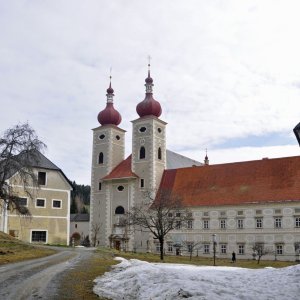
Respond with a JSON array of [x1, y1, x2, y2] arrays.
[[0, 232, 56, 265]]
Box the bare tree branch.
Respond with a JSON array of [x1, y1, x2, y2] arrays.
[[127, 188, 190, 260], [0, 123, 46, 215]]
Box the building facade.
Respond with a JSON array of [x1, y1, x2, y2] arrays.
[[0, 151, 72, 245], [90, 68, 300, 261]]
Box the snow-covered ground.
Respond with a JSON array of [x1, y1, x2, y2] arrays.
[[93, 257, 300, 300]]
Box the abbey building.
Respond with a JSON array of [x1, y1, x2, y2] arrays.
[[90, 67, 300, 261]]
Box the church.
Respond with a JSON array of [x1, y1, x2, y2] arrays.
[[90, 66, 300, 261]]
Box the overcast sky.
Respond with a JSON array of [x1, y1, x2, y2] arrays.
[[1, 0, 300, 184]]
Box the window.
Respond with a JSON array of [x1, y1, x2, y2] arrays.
[[237, 219, 244, 229], [158, 147, 162, 160], [276, 244, 283, 255], [187, 220, 193, 229], [140, 178, 145, 188], [98, 152, 104, 164], [238, 244, 244, 255], [295, 217, 300, 228], [175, 221, 181, 229], [139, 126, 147, 133], [36, 199, 45, 208], [275, 218, 282, 228], [117, 185, 124, 191], [204, 244, 210, 254], [31, 231, 47, 243], [187, 243, 193, 253], [115, 206, 125, 214], [176, 212, 181, 217], [220, 219, 226, 229], [99, 182, 102, 190], [157, 128, 162, 133], [52, 200, 62, 208], [221, 244, 227, 254], [203, 220, 209, 229], [75, 224, 77, 228], [17, 197, 27, 206], [139, 146, 146, 159], [256, 218, 263, 228], [99, 134, 105, 140], [38, 172, 46, 185], [155, 243, 160, 252], [167, 243, 173, 252], [116, 135, 120, 140]]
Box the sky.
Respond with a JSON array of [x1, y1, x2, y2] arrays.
[[1, 0, 300, 184], [93, 257, 300, 299]]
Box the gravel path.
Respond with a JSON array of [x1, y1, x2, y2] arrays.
[[0, 247, 95, 300]]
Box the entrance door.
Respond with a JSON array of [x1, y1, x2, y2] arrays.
[[115, 240, 121, 251]]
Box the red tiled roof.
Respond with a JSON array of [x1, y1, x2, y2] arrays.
[[157, 156, 300, 207], [102, 155, 138, 180]]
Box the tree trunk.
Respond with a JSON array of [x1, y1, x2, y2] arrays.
[[159, 238, 164, 261]]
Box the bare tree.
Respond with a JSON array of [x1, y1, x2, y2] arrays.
[[127, 189, 189, 260], [90, 222, 101, 247], [252, 243, 273, 264], [0, 123, 46, 215], [181, 240, 203, 261]]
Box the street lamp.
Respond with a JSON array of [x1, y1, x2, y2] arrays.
[[212, 234, 217, 266], [294, 122, 300, 146]]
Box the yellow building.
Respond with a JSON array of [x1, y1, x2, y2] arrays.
[[0, 150, 73, 245]]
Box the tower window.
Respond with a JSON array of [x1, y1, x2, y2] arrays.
[[116, 135, 120, 140], [99, 134, 105, 140], [157, 128, 162, 133], [99, 182, 102, 190], [139, 126, 147, 133], [140, 178, 145, 188], [139, 146, 146, 159], [115, 206, 125, 214], [158, 147, 162, 160], [98, 152, 104, 164], [117, 185, 124, 191]]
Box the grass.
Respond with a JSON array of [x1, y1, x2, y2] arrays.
[[105, 248, 297, 269], [57, 248, 118, 300], [0, 231, 56, 265]]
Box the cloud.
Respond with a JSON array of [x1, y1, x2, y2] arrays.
[[0, 0, 300, 184]]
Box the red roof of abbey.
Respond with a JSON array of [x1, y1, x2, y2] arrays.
[[102, 155, 138, 180], [157, 156, 300, 207]]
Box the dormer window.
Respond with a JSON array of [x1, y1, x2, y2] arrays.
[[139, 146, 146, 159]]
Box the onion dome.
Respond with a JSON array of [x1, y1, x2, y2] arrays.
[[98, 78, 122, 126], [136, 64, 162, 118]]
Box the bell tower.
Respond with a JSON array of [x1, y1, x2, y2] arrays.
[[90, 77, 125, 246], [131, 64, 167, 197]]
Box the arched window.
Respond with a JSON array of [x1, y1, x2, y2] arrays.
[[115, 206, 125, 214], [139, 146, 146, 159], [98, 152, 104, 164], [158, 147, 162, 160]]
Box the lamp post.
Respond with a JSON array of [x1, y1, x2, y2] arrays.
[[212, 234, 217, 266]]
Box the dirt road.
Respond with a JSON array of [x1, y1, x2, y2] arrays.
[[0, 247, 95, 300]]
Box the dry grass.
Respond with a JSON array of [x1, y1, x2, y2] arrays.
[[0, 231, 56, 265], [57, 248, 118, 300], [108, 249, 297, 269]]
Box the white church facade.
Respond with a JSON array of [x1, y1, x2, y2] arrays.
[[90, 66, 300, 261]]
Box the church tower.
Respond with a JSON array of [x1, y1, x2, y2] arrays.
[[131, 64, 167, 198], [90, 77, 125, 246]]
